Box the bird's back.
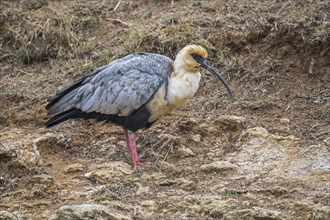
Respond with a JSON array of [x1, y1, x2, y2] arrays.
[[46, 53, 173, 131]]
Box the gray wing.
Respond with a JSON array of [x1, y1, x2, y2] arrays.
[[47, 53, 173, 116]]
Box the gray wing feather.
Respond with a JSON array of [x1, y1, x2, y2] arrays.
[[50, 53, 173, 116]]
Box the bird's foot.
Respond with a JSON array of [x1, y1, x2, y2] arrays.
[[132, 158, 152, 171]]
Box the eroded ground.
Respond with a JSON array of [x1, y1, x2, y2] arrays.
[[0, 0, 329, 219]]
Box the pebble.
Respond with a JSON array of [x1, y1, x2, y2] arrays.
[[200, 161, 239, 174], [64, 164, 84, 173]]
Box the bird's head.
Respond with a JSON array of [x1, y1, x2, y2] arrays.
[[174, 45, 233, 97], [175, 45, 208, 73]]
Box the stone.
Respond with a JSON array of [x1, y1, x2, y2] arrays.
[[226, 127, 328, 182], [200, 161, 239, 174], [287, 144, 330, 180], [324, 137, 330, 146], [88, 162, 133, 183], [238, 127, 269, 143], [176, 146, 196, 158], [140, 172, 166, 181], [292, 202, 314, 216], [116, 141, 126, 149], [141, 200, 157, 211], [224, 209, 254, 219], [177, 178, 196, 191], [64, 164, 84, 173], [156, 179, 176, 186], [224, 207, 284, 219], [104, 201, 134, 212], [49, 204, 131, 220], [0, 129, 53, 167], [252, 207, 284, 219], [280, 118, 290, 124], [0, 211, 18, 220], [31, 174, 53, 185], [191, 134, 202, 142], [176, 195, 236, 218], [312, 206, 330, 220], [136, 186, 150, 196], [213, 115, 246, 131], [178, 118, 198, 130]]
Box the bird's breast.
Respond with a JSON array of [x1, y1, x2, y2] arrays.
[[147, 72, 201, 122]]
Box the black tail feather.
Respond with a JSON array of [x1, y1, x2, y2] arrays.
[[46, 109, 80, 127], [45, 106, 152, 132]]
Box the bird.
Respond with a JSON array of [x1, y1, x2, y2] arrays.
[[45, 45, 233, 169]]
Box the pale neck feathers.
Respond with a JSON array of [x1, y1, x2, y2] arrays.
[[147, 45, 208, 122], [166, 45, 208, 106]]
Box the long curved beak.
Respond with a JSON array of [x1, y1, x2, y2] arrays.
[[192, 54, 233, 98]]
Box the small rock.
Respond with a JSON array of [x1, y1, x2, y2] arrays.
[[98, 137, 118, 144], [213, 115, 246, 131], [0, 129, 49, 167], [242, 201, 250, 206], [177, 178, 196, 191], [206, 152, 215, 158], [200, 161, 239, 174], [312, 206, 330, 220], [191, 134, 202, 142], [293, 202, 314, 215], [179, 195, 236, 218], [141, 200, 157, 211], [176, 146, 196, 158], [49, 204, 131, 220], [280, 118, 290, 124], [84, 172, 92, 178], [58, 134, 72, 147], [224, 209, 253, 219], [39, 210, 51, 219], [157, 179, 176, 186], [278, 118, 291, 131], [157, 161, 180, 172], [139, 200, 158, 219], [239, 127, 269, 143], [89, 162, 133, 183], [31, 174, 53, 185], [178, 118, 198, 130], [0, 211, 18, 220], [136, 186, 150, 196], [117, 141, 126, 149], [105, 201, 134, 212], [141, 172, 166, 181], [64, 164, 84, 173], [198, 122, 217, 134], [99, 144, 116, 153], [252, 207, 283, 219], [324, 137, 330, 147]]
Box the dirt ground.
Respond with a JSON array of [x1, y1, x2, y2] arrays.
[[0, 0, 329, 219]]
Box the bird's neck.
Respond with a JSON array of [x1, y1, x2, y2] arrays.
[[146, 69, 201, 123], [167, 70, 201, 108]]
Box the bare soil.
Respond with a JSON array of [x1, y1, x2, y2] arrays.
[[0, 0, 329, 219]]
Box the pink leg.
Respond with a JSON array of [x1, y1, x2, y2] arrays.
[[123, 128, 132, 155], [123, 128, 151, 170]]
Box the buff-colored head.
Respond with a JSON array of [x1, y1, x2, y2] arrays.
[[173, 44, 233, 98], [174, 45, 208, 73]]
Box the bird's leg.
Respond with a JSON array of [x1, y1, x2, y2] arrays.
[[123, 128, 132, 155], [123, 128, 150, 170]]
